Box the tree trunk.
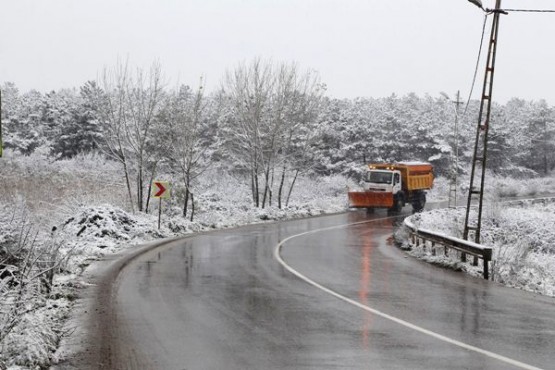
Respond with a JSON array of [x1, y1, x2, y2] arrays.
[[122, 159, 135, 213], [145, 182, 153, 214], [137, 166, 144, 212], [183, 187, 190, 218], [251, 169, 257, 207], [286, 169, 299, 207], [183, 171, 192, 217], [145, 161, 158, 214], [543, 121, 548, 175], [269, 167, 275, 207], [252, 165, 260, 207], [190, 192, 195, 222], [261, 163, 271, 209], [277, 164, 287, 209]]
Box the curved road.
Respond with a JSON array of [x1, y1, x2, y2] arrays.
[[68, 210, 555, 369]]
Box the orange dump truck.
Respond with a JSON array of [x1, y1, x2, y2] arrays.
[[348, 162, 434, 213]]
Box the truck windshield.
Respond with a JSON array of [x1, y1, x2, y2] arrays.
[[367, 171, 393, 184]]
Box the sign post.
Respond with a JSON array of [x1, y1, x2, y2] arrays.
[[152, 181, 170, 229]]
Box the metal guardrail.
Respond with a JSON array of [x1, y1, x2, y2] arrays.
[[403, 196, 555, 281], [502, 196, 555, 207], [404, 218, 493, 280]]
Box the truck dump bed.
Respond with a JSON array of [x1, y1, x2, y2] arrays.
[[399, 162, 434, 191], [370, 162, 433, 191]]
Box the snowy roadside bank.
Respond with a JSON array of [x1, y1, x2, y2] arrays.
[[398, 197, 555, 298]]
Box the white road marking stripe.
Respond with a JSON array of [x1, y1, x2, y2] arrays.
[[273, 216, 543, 370]]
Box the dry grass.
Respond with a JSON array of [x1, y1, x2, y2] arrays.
[[0, 151, 129, 228]]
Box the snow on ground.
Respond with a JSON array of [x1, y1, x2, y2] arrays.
[[1, 152, 555, 368], [400, 198, 555, 297]]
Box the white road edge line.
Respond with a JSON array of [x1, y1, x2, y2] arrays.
[[273, 216, 543, 370]]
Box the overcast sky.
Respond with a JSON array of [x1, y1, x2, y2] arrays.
[[1, 0, 554, 104]]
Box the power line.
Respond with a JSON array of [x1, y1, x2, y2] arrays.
[[461, 6, 555, 116], [501, 8, 555, 13], [463, 13, 489, 117]]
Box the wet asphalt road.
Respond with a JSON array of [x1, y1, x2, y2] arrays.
[[84, 209, 555, 370]]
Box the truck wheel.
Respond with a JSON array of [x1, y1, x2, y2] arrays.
[[412, 193, 426, 213], [389, 196, 403, 214]]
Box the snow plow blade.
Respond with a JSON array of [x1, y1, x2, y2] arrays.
[[348, 191, 393, 208]]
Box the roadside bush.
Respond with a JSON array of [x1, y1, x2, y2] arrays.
[[0, 203, 71, 367]]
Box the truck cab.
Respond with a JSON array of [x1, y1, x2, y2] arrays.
[[363, 169, 402, 195], [360, 168, 405, 212]]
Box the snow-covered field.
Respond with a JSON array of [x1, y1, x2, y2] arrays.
[[400, 198, 555, 297], [1, 152, 555, 368]]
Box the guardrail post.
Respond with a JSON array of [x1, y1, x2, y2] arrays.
[[483, 248, 492, 280]]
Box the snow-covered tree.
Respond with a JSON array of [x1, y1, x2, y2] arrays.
[[220, 58, 274, 207], [264, 62, 323, 208], [96, 60, 166, 212], [4, 89, 45, 154], [527, 101, 555, 175], [221, 59, 323, 208], [50, 81, 104, 159], [162, 83, 212, 219]]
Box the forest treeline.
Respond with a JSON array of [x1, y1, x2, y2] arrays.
[[1, 59, 554, 213]]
